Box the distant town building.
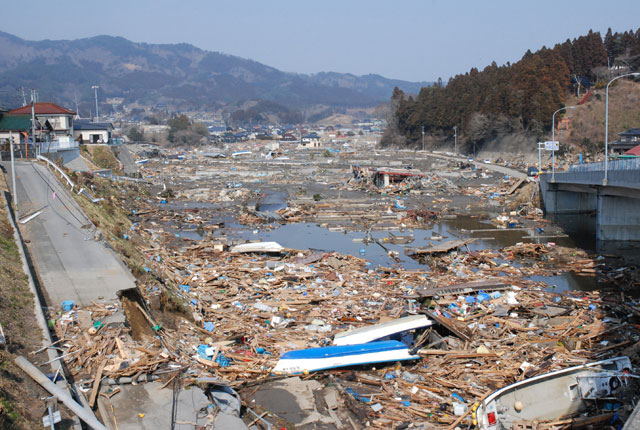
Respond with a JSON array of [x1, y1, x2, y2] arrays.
[[610, 128, 640, 155]]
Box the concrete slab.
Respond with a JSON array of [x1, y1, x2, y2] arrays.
[[99, 382, 212, 430], [250, 377, 342, 429]]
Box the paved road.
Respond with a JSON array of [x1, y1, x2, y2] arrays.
[[4, 161, 136, 307], [426, 152, 527, 178]]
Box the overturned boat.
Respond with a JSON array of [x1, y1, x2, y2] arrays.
[[476, 356, 632, 430], [230, 241, 284, 254], [333, 314, 433, 346], [272, 340, 419, 374]]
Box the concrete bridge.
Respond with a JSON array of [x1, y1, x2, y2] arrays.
[[539, 158, 640, 242]]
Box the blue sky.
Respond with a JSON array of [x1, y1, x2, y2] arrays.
[[2, 0, 639, 82]]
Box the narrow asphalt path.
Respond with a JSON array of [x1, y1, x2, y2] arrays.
[[426, 151, 527, 178], [4, 161, 136, 308]]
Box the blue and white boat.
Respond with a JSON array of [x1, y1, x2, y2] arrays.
[[272, 340, 419, 374]]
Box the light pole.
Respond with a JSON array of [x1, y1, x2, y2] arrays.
[[551, 105, 575, 182], [537, 142, 543, 172], [9, 132, 17, 211], [421, 126, 425, 151], [453, 126, 457, 155], [92, 85, 99, 122], [604, 72, 640, 185]]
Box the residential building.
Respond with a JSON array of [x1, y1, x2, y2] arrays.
[[74, 119, 114, 144], [6, 102, 76, 142], [610, 128, 640, 154]]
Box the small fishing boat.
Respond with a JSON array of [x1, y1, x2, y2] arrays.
[[272, 340, 419, 374], [333, 314, 433, 346], [476, 356, 632, 429], [230, 241, 284, 254], [231, 151, 252, 158]]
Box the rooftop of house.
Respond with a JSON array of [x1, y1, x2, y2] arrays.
[[624, 143, 640, 156], [7, 102, 76, 116], [619, 128, 640, 137], [74, 119, 113, 131]]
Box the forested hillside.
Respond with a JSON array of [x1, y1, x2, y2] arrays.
[[383, 28, 640, 153]]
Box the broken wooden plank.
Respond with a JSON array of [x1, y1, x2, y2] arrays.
[[423, 310, 471, 342], [89, 359, 108, 408], [405, 239, 476, 255], [415, 279, 510, 298]]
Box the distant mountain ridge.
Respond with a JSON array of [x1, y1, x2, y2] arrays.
[[0, 31, 430, 112]]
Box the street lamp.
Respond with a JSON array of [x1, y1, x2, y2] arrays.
[[92, 85, 99, 122], [453, 126, 457, 155], [551, 105, 575, 181], [421, 126, 425, 151], [604, 72, 640, 185]]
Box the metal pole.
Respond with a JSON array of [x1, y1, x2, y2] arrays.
[[10, 132, 17, 211], [92, 85, 99, 122], [31, 98, 36, 158], [551, 106, 575, 182], [604, 72, 639, 185], [605, 81, 610, 185], [552, 111, 556, 182], [47, 403, 55, 430], [538, 142, 542, 171], [421, 126, 424, 151], [14, 356, 107, 430], [453, 126, 457, 155]]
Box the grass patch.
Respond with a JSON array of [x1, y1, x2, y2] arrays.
[[84, 145, 121, 170]]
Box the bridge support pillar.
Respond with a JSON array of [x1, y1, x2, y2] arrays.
[[597, 190, 640, 241], [542, 183, 597, 215]]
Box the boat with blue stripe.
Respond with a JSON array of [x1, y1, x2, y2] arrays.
[[272, 340, 419, 374]]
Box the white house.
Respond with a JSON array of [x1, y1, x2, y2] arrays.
[[73, 119, 114, 144]]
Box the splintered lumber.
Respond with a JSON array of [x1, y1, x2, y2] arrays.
[[416, 279, 509, 298], [506, 177, 526, 195], [405, 239, 476, 255], [423, 310, 471, 342], [89, 359, 108, 408], [417, 349, 497, 358]]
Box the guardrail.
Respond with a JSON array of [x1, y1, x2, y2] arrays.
[[36, 155, 75, 191], [567, 157, 640, 172], [546, 157, 640, 188]]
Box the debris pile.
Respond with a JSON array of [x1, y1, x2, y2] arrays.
[[51, 240, 640, 428]]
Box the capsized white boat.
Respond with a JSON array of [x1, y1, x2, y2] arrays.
[[333, 314, 433, 346], [476, 356, 632, 430], [272, 340, 419, 375], [230, 241, 284, 254]]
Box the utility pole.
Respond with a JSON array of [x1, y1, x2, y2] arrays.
[[453, 126, 457, 155], [537, 142, 542, 172], [421, 126, 425, 151], [92, 85, 100, 122], [30, 91, 36, 158], [10, 132, 17, 211]]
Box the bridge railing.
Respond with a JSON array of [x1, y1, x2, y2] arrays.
[[567, 157, 640, 172], [550, 157, 640, 187]]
